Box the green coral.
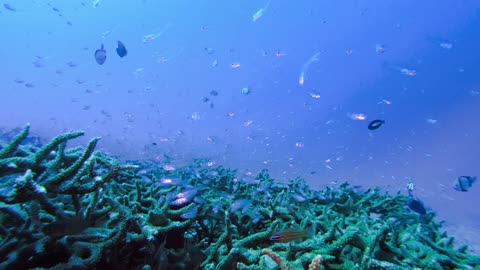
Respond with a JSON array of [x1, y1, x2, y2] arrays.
[[0, 124, 478, 269]]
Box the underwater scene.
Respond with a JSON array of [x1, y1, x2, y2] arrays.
[[1, 0, 480, 269]]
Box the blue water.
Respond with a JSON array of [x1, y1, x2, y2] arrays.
[[2, 0, 480, 253]]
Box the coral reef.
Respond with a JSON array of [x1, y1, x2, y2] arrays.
[[0, 124, 479, 269]]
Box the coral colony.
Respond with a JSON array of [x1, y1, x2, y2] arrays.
[[0, 124, 479, 269]]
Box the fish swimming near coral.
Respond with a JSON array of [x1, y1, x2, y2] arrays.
[[116, 40, 128, 57], [270, 227, 311, 243], [368, 119, 385, 130], [42, 215, 92, 237], [454, 176, 476, 192], [95, 44, 107, 65], [408, 197, 426, 215]]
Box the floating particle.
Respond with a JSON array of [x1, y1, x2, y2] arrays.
[[142, 23, 172, 43], [439, 42, 453, 50], [295, 142, 304, 148], [425, 118, 437, 125], [400, 68, 416, 76], [243, 120, 253, 127], [132, 68, 144, 79], [191, 112, 201, 121]]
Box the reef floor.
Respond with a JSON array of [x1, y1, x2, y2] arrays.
[[0, 125, 479, 269]]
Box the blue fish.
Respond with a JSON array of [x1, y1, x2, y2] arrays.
[[368, 119, 385, 130], [3, 3, 16, 11], [95, 44, 106, 65], [408, 198, 426, 215], [116, 41, 128, 58], [454, 176, 476, 192], [181, 206, 198, 219]]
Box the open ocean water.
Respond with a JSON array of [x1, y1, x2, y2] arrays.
[[1, 0, 480, 268]]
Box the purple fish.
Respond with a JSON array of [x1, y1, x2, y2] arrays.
[[156, 177, 183, 187], [212, 201, 223, 214], [290, 193, 306, 202], [231, 199, 252, 213], [170, 188, 198, 206]]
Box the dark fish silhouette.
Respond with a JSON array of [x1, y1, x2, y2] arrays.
[[408, 198, 426, 215], [95, 44, 106, 65], [116, 41, 127, 57], [368, 119, 385, 130], [3, 3, 16, 11], [454, 176, 476, 192]]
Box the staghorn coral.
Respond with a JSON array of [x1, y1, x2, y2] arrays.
[[0, 125, 479, 269]]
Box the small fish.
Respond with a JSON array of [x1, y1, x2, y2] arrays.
[[400, 68, 416, 76], [252, 8, 264, 22], [43, 215, 92, 237], [209, 90, 218, 96], [171, 188, 199, 206], [439, 42, 453, 50], [181, 206, 198, 219], [116, 40, 128, 57], [211, 59, 218, 67], [368, 119, 385, 130], [92, 0, 102, 8], [454, 176, 476, 192], [3, 3, 16, 11], [408, 198, 426, 215], [375, 44, 386, 54], [230, 198, 252, 213], [94, 44, 107, 65], [350, 113, 367, 121], [270, 228, 310, 243], [204, 47, 215, 54]]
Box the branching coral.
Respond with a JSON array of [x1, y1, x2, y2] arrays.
[[0, 124, 479, 269]]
